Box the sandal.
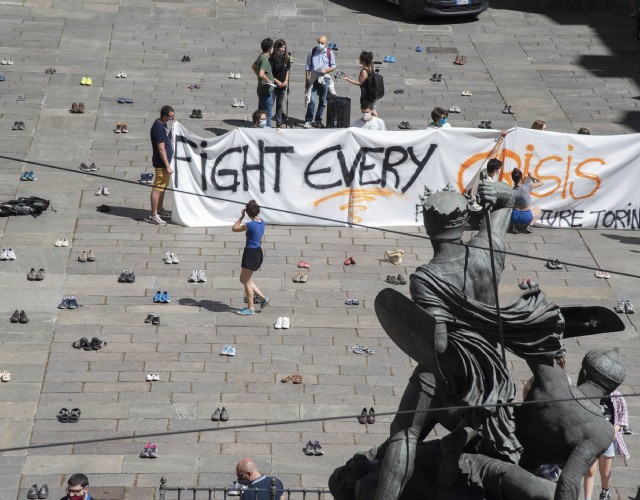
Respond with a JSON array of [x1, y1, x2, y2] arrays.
[[281, 375, 294, 383], [297, 261, 310, 269], [344, 257, 352, 265], [68, 408, 81, 423], [386, 275, 400, 285], [292, 375, 303, 384], [396, 274, 407, 285], [57, 408, 70, 423]]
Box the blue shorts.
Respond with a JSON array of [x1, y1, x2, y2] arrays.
[[512, 209, 533, 225]]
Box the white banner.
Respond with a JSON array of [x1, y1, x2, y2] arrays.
[[169, 122, 640, 230]]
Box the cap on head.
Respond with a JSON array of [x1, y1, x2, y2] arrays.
[[579, 348, 625, 394], [419, 185, 468, 240]]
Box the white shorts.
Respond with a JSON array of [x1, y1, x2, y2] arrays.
[[602, 441, 615, 458]]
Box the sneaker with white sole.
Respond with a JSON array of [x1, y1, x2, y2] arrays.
[[274, 317, 284, 329], [61, 238, 69, 247], [188, 270, 198, 282], [170, 252, 179, 263], [146, 214, 167, 226], [220, 345, 230, 355], [227, 345, 236, 356], [165, 252, 173, 264], [197, 270, 207, 282], [95, 186, 103, 196], [6, 248, 16, 260], [303, 122, 312, 129], [0, 249, 7, 260], [102, 186, 110, 196], [282, 317, 290, 329]]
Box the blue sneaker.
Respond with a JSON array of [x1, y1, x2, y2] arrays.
[[389, 56, 396, 63], [153, 290, 162, 303], [67, 296, 79, 309], [260, 296, 270, 309], [58, 297, 70, 309], [236, 308, 255, 315], [161, 291, 170, 303]]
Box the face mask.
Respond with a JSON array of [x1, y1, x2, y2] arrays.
[[362, 112, 372, 121], [166, 118, 174, 129], [317, 43, 325, 51], [437, 118, 447, 127], [237, 478, 250, 486], [258, 119, 267, 128]]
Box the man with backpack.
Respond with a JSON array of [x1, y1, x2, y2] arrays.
[[304, 35, 336, 129]]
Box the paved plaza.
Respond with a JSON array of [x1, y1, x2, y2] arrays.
[[1, 0, 640, 498]]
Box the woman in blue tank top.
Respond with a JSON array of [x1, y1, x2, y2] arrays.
[[232, 200, 269, 315]]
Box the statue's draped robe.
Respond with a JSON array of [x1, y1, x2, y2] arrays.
[[410, 265, 564, 464]]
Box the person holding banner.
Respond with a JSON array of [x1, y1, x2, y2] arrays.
[[510, 168, 544, 233], [233, 200, 269, 315]]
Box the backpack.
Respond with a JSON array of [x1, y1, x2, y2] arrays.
[[311, 46, 333, 63], [363, 68, 385, 102]]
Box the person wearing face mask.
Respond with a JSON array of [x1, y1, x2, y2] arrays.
[[304, 35, 336, 129], [251, 38, 275, 128], [146, 105, 175, 226], [352, 101, 386, 130], [64, 473, 91, 500], [269, 39, 291, 128], [427, 107, 451, 129], [235, 457, 285, 500], [251, 109, 268, 128]]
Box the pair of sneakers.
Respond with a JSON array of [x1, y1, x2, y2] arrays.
[[164, 252, 180, 264], [615, 299, 635, 314], [79, 76, 93, 85], [0, 248, 17, 260], [78, 250, 96, 262], [303, 440, 324, 456], [0, 58, 14, 65], [228, 72, 242, 79], [211, 407, 229, 421], [58, 296, 79, 309], [140, 173, 154, 184], [95, 186, 110, 196], [153, 291, 171, 303], [10, 310, 28, 323], [188, 270, 207, 283], [274, 317, 291, 329], [118, 270, 136, 283], [19, 171, 36, 181], [54, 238, 70, 247], [139, 443, 158, 458], [80, 162, 97, 172], [27, 268, 45, 281], [146, 373, 160, 381], [144, 313, 161, 325], [220, 345, 237, 356]]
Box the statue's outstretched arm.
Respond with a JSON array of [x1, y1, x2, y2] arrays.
[[554, 443, 598, 500]]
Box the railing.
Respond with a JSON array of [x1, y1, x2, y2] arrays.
[[159, 476, 332, 500]]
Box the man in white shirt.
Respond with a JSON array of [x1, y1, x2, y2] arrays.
[[352, 102, 386, 130]]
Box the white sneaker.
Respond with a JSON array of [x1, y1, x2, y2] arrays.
[[220, 345, 230, 355], [95, 186, 103, 195], [61, 238, 69, 247], [234, 72, 241, 79], [7, 59, 13, 65], [170, 252, 180, 264], [197, 270, 207, 282], [165, 252, 173, 264], [146, 373, 153, 381], [0, 59, 6, 65], [153, 373, 160, 381], [232, 98, 239, 107], [188, 270, 198, 282], [146, 214, 167, 226], [227, 345, 236, 356], [102, 186, 110, 196], [6, 248, 16, 260], [274, 317, 284, 329], [121, 72, 127, 78], [228, 72, 235, 78], [237, 98, 245, 108], [116, 72, 122, 78], [282, 317, 290, 329], [0, 249, 7, 260], [303, 122, 312, 129], [54, 239, 63, 247]]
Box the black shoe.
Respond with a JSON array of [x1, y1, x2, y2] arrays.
[[18, 121, 25, 130], [36, 268, 45, 281], [80, 337, 92, 351], [90, 337, 104, 350], [181, 55, 188, 62], [357, 407, 367, 424], [12, 121, 19, 131], [19, 310, 29, 323], [27, 268, 37, 281], [126, 271, 136, 283], [220, 407, 229, 421], [211, 408, 221, 421], [196, 109, 203, 119], [144, 313, 155, 324], [189, 108, 197, 118], [27, 484, 38, 499], [367, 407, 376, 424], [151, 314, 160, 326], [118, 270, 128, 283], [37, 484, 49, 499], [10, 309, 20, 323], [313, 121, 324, 128]]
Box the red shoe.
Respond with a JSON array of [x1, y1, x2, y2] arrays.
[[349, 256, 356, 265]]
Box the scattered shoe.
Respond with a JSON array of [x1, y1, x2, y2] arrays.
[[87, 250, 96, 261], [615, 302, 626, 316], [595, 269, 611, 279], [152, 314, 160, 326], [148, 443, 158, 458], [275, 317, 284, 329], [625, 299, 635, 314], [367, 407, 376, 424], [36, 268, 45, 281], [181, 55, 191, 62], [358, 407, 368, 424], [517, 278, 530, 290], [211, 408, 221, 421], [153, 291, 163, 303], [27, 268, 37, 281], [9, 309, 20, 323], [67, 296, 79, 309], [297, 261, 310, 268], [58, 297, 70, 309], [220, 407, 229, 421], [160, 291, 170, 303], [345, 298, 360, 305], [78, 251, 88, 262], [304, 441, 315, 455], [461, 90, 472, 96], [27, 485, 38, 499], [282, 317, 290, 329], [197, 270, 207, 282], [313, 441, 324, 455], [139, 443, 150, 458], [188, 270, 199, 282]]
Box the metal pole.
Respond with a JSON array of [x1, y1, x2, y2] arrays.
[[270, 477, 277, 500]]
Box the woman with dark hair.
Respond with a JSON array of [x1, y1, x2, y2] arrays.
[[510, 168, 544, 233], [427, 107, 451, 129], [251, 109, 268, 128], [232, 200, 269, 315], [342, 51, 379, 115], [531, 120, 547, 131], [269, 39, 291, 128]]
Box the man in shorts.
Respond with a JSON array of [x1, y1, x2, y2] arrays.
[[146, 105, 175, 225]]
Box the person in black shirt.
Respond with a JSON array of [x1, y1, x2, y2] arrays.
[[269, 39, 291, 128]]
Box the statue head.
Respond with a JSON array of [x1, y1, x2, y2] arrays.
[[577, 348, 625, 394], [328, 454, 376, 500], [420, 185, 468, 241]]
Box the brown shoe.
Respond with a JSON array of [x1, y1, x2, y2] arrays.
[[114, 122, 122, 133], [78, 102, 85, 113], [121, 122, 129, 133], [70, 102, 78, 113]]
